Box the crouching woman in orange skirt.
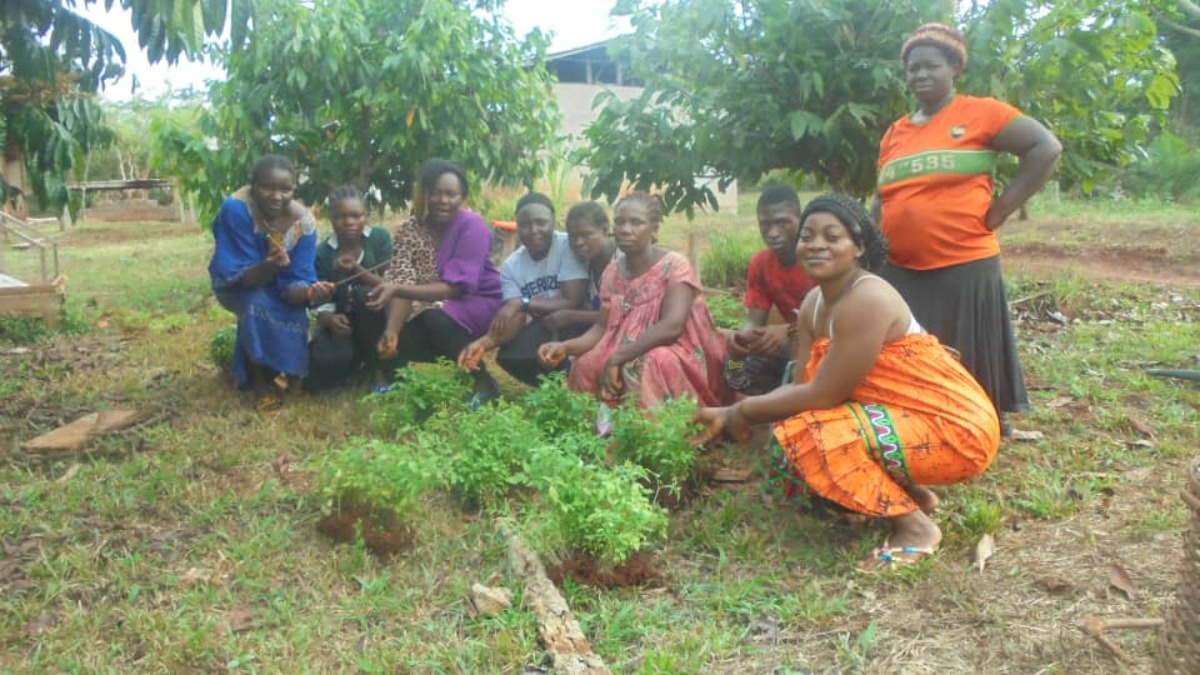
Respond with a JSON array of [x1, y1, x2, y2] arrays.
[[694, 194, 1000, 569]]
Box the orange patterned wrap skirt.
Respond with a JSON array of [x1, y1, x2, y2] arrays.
[[772, 334, 1000, 517]]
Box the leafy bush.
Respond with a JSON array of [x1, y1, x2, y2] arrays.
[[209, 324, 237, 370], [705, 292, 745, 331], [368, 359, 471, 436], [309, 437, 440, 516], [610, 396, 703, 493], [520, 446, 669, 565], [699, 229, 761, 290], [523, 372, 600, 438], [426, 401, 543, 509]]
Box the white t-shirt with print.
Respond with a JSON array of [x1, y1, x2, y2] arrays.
[[500, 230, 589, 301]]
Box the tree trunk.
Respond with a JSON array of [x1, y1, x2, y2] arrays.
[[2, 140, 30, 219]]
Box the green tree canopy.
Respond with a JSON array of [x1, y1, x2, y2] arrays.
[[580, 0, 1179, 212], [157, 0, 561, 224], [1, 0, 229, 215]]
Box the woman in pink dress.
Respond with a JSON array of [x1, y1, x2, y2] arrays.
[[538, 193, 730, 407]]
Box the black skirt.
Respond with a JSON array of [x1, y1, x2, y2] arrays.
[[881, 255, 1028, 414]]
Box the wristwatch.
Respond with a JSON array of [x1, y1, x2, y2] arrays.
[[521, 296, 531, 313]]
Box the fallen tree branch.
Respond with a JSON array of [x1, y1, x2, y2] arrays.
[[504, 527, 610, 674], [1078, 614, 1165, 663]]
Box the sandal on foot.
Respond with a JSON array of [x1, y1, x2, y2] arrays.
[[857, 540, 937, 573]]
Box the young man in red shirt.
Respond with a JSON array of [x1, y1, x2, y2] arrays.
[[723, 184, 817, 395]]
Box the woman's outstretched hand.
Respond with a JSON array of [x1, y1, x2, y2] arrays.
[[538, 341, 567, 368], [365, 284, 396, 311], [691, 406, 752, 445], [458, 337, 492, 372]]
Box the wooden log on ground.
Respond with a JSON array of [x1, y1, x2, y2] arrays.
[[22, 410, 141, 454], [505, 528, 610, 675]]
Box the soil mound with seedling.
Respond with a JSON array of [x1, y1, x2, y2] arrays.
[[316, 501, 416, 559]]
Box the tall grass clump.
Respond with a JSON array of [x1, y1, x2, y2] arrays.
[[700, 230, 761, 289], [1121, 131, 1200, 202]]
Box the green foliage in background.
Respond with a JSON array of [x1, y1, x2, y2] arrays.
[[705, 293, 747, 331], [1120, 131, 1200, 201], [700, 230, 761, 290], [154, 0, 561, 225], [582, 0, 1179, 210], [0, 0, 230, 216]]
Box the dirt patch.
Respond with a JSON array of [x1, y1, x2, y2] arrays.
[[316, 501, 417, 559], [1004, 241, 1200, 287], [547, 551, 662, 589]]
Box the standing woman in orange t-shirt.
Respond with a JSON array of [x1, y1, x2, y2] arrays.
[[872, 23, 1062, 433]]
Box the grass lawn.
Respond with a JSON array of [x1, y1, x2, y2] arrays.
[[1, 199, 1198, 672]]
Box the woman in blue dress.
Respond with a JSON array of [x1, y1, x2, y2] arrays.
[[208, 155, 334, 407]]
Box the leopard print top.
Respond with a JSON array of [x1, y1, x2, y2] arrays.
[[383, 216, 439, 286]]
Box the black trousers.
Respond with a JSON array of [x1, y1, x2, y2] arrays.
[[496, 319, 584, 386], [308, 308, 387, 389], [390, 308, 477, 372]]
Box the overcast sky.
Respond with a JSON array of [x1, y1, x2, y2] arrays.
[[80, 0, 624, 101]]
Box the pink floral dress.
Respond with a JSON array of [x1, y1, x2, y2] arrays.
[[569, 251, 730, 407]]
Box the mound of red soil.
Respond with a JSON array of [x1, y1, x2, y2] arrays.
[[316, 502, 415, 559], [546, 551, 661, 589]]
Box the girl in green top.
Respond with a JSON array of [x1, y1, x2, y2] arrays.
[[308, 185, 394, 390]]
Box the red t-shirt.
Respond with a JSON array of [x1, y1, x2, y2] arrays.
[[743, 249, 816, 323]]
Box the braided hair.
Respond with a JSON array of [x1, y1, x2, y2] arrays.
[[327, 184, 363, 214], [614, 191, 664, 225], [800, 193, 889, 273]]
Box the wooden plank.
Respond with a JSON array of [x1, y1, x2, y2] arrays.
[[22, 410, 141, 454]]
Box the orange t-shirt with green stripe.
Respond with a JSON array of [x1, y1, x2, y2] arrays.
[[878, 95, 1021, 270]]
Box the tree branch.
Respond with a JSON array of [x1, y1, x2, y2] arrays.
[[1161, 16, 1200, 38], [1179, 0, 1200, 21]]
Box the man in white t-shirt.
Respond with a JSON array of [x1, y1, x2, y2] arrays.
[[458, 193, 589, 388]]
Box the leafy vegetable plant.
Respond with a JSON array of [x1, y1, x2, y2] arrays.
[[309, 437, 439, 516], [520, 445, 668, 566], [425, 401, 543, 509], [610, 396, 703, 493], [368, 359, 471, 436]]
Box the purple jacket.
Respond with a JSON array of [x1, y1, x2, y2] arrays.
[[437, 210, 503, 336]]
